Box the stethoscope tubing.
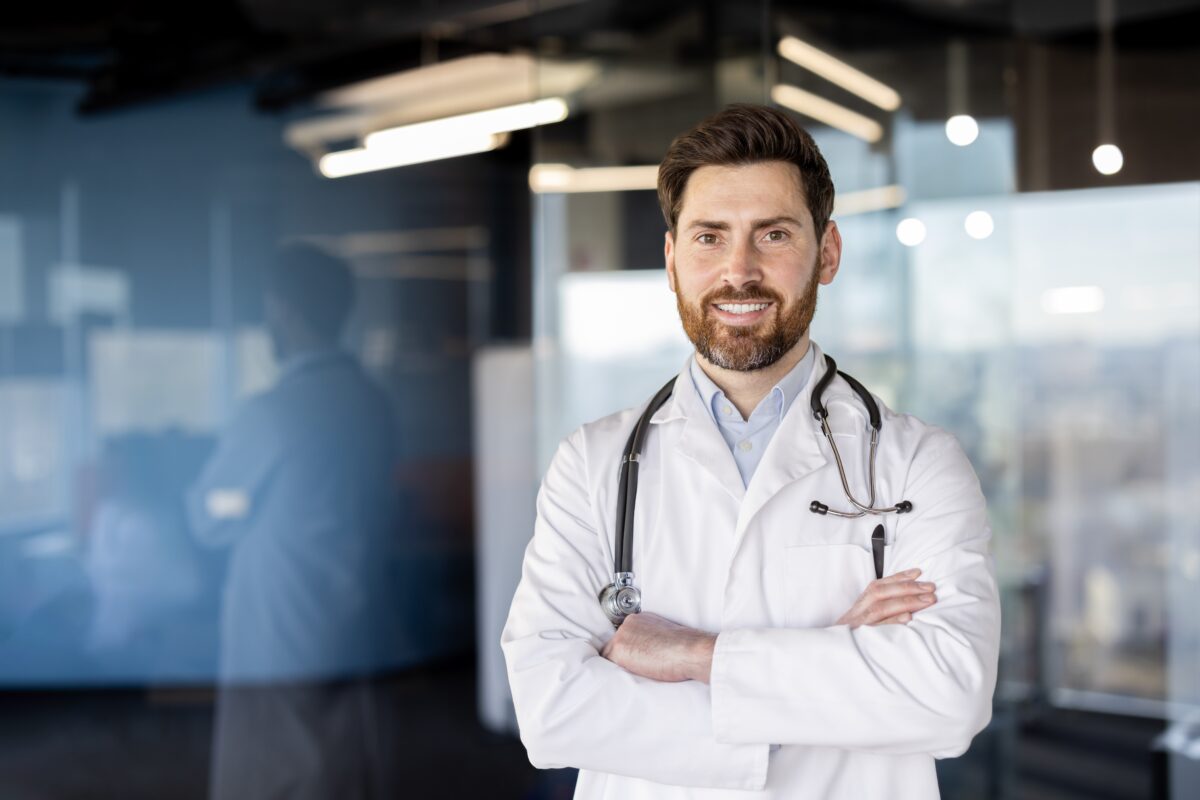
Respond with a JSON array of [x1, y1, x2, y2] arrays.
[[602, 354, 912, 625]]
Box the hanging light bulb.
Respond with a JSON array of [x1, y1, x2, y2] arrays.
[[896, 218, 927, 247], [946, 115, 979, 146], [944, 40, 977, 146], [964, 211, 995, 239], [1092, 144, 1124, 175], [1093, 0, 1123, 176]]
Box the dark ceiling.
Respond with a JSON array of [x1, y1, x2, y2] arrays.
[[1, 0, 1198, 115]]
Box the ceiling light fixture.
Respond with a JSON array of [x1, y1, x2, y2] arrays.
[[944, 40, 979, 146], [833, 185, 906, 216], [1092, 144, 1124, 175], [364, 98, 568, 150], [1093, 0, 1123, 175], [946, 115, 979, 147], [771, 84, 884, 143], [319, 133, 509, 179], [964, 211, 994, 240], [776, 36, 901, 111], [319, 97, 569, 178], [896, 218, 927, 247], [528, 164, 660, 193]]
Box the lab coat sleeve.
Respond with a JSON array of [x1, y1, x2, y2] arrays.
[[501, 430, 770, 790], [186, 398, 280, 548], [710, 429, 1000, 758]]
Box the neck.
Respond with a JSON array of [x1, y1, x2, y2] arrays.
[[696, 335, 811, 419]]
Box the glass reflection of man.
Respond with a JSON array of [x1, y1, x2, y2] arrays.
[[188, 243, 396, 800]]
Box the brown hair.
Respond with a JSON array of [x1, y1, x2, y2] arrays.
[[657, 103, 835, 237]]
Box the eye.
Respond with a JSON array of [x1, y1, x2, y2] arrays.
[[696, 233, 719, 245], [764, 229, 788, 242]]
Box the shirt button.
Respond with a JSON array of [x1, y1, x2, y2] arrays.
[[721, 405, 733, 416], [738, 440, 753, 452]]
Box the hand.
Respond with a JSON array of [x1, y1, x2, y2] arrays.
[[836, 568, 937, 629], [600, 612, 716, 684]]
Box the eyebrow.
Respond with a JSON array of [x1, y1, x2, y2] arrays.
[[751, 216, 805, 229], [685, 216, 804, 232]]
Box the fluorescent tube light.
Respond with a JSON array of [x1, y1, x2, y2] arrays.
[[365, 98, 568, 150], [777, 36, 901, 111], [529, 164, 660, 193], [771, 84, 884, 143], [320, 54, 529, 110], [319, 132, 507, 178], [832, 185, 905, 216]]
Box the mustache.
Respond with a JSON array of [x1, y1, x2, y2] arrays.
[[700, 287, 783, 305]]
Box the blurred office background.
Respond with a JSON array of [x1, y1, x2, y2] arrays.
[[0, 1, 1197, 798]]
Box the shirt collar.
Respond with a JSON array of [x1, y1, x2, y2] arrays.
[[688, 343, 816, 424]]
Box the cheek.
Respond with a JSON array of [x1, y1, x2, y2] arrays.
[[764, 250, 816, 287], [674, 251, 725, 290]]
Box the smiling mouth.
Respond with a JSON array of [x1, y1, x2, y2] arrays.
[[713, 302, 771, 315]]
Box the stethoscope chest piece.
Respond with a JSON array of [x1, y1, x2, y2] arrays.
[[599, 572, 642, 627]]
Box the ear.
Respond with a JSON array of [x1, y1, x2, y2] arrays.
[[818, 221, 842, 285], [664, 230, 678, 293]]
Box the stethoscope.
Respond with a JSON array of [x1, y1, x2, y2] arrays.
[[598, 353, 914, 626]]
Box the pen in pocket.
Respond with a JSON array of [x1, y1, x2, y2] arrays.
[[871, 524, 885, 580]]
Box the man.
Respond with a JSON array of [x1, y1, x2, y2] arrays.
[[188, 244, 396, 799], [502, 105, 1000, 798]]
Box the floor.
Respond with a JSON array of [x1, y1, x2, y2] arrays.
[[0, 658, 571, 800], [0, 660, 1172, 800]]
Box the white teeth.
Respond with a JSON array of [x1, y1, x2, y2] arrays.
[[716, 302, 769, 314]]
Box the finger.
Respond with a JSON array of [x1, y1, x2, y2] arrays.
[[872, 612, 913, 626], [861, 593, 937, 625], [867, 579, 936, 602]]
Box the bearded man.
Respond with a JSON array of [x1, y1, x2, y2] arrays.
[[502, 104, 1000, 799]]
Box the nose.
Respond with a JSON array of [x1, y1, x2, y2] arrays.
[[721, 236, 763, 290]]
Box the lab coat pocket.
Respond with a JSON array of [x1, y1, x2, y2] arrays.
[[783, 544, 876, 629]]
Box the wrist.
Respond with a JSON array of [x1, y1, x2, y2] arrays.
[[687, 632, 717, 683]]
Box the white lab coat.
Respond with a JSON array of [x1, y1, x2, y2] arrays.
[[501, 342, 1000, 799]]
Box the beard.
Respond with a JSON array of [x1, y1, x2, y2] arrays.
[[675, 259, 820, 372]]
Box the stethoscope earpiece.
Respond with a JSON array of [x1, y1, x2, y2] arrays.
[[808, 355, 913, 519]]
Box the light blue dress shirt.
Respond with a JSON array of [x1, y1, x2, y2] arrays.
[[688, 345, 817, 488]]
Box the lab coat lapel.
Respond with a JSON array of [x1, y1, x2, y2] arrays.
[[736, 344, 830, 533], [651, 360, 746, 504]]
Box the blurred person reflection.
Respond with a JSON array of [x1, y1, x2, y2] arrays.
[[187, 244, 397, 800]]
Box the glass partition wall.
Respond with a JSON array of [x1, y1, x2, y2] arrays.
[[0, 74, 527, 797]]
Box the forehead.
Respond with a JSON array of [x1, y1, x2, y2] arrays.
[[677, 161, 809, 224]]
